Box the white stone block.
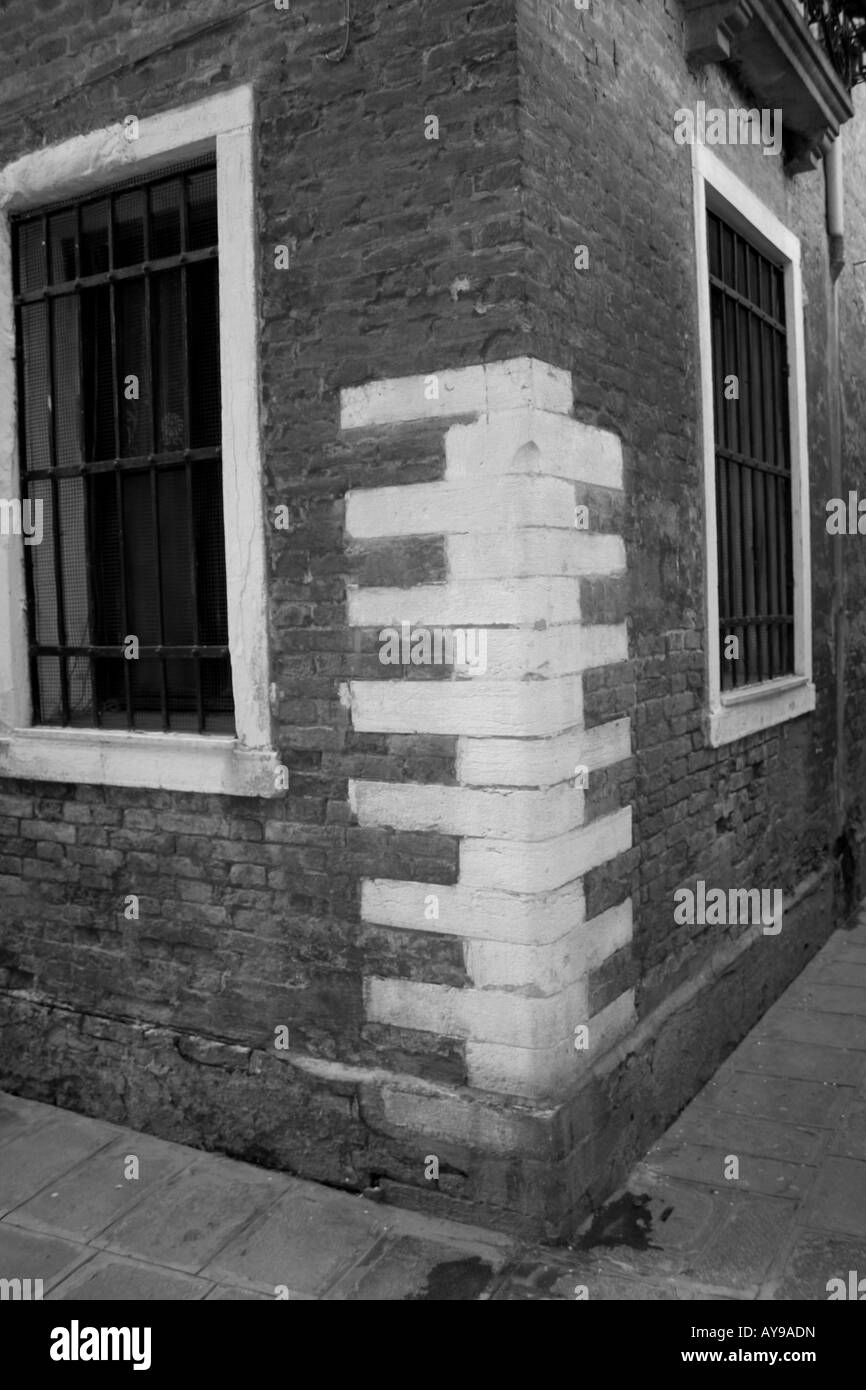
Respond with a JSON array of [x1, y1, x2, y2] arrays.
[[590, 989, 637, 1053], [349, 780, 585, 840], [464, 899, 633, 993], [446, 530, 626, 581], [344, 675, 583, 738], [464, 987, 636, 1099], [460, 808, 633, 892], [456, 718, 632, 786], [464, 1037, 577, 1099], [360, 878, 587, 945], [584, 900, 634, 969], [339, 358, 573, 432], [344, 476, 574, 540], [473, 624, 627, 680], [482, 358, 573, 417], [348, 578, 581, 628], [340, 366, 486, 430], [444, 408, 624, 490], [464, 927, 585, 995], [365, 975, 588, 1049]]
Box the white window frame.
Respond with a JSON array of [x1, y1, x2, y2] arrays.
[[0, 86, 280, 797], [692, 141, 815, 748]]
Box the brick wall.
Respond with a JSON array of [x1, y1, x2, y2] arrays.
[[2, 0, 866, 1235], [0, 0, 536, 1201], [516, 0, 866, 1017]]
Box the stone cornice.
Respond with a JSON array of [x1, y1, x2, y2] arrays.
[[683, 0, 856, 171]]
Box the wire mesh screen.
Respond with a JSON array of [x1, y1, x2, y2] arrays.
[[12, 156, 235, 734], [708, 210, 795, 692]]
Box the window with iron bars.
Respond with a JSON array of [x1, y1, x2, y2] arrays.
[[12, 155, 235, 734], [708, 209, 795, 690]]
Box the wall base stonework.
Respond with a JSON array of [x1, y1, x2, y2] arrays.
[[0, 864, 834, 1239]]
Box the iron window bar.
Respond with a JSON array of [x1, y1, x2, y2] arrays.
[[12, 154, 234, 735], [708, 210, 795, 693], [799, 1, 866, 89]]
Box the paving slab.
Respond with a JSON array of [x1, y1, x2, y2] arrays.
[[0, 1094, 58, 1149], [829, 1099, 866, 1160], [730, 1038, 866, 1085], [496, 1268, 679, 1301], [766, 1230, 866, 1301], [575, 1181, 716, 1281], [696, 1071, 852, 1127], [759, 1007, 866, 1050], [585, 1176, 797, 1296], [663, 1105, 826, 1164], [49, 1252, 211, 1301], [200, 1187, 386, 1296], [94, 1153, 295, 1274], [840, 918, 866, 947], [205, 1284, 291, 1300], [634, 1143, 814, 1200], [0, 1221, 92, 1290], [805, 963, 866, 991], [0, 1111, 120, 1215], [326, 1234, 500, 1301], [805, 1157, 866, 1239], [828, 944, 866, 966], [679, 1193, 796, 1293], [5, 1134, 195, 1241]]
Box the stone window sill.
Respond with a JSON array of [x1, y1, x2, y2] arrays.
[[0, 727, 283, 798], [708, 676, 816, 747]]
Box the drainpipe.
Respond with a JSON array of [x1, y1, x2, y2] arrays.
[[824, 134, 847, 846]]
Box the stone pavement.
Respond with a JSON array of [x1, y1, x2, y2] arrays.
[[2, 914, 866, 1301]]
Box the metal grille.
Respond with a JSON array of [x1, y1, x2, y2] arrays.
[[708, 210, 795, 691], [13, 156, 235, 734], [799, 1, 866, 89]]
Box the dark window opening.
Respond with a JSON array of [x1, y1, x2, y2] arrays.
[[708, 209, 795, 692], [13, 156, 234, 734]]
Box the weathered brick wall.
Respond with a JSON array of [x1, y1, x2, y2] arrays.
[[3, 0, 866, 1235], [0, 0, 533, 1168], [516, 0, 866, 1027]]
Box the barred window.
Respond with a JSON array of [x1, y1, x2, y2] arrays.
[[12, 155, 235, 734], [708, 209, 795, 691]]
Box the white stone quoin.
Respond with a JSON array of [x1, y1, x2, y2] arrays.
[[341, 357, 634, 1102]]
